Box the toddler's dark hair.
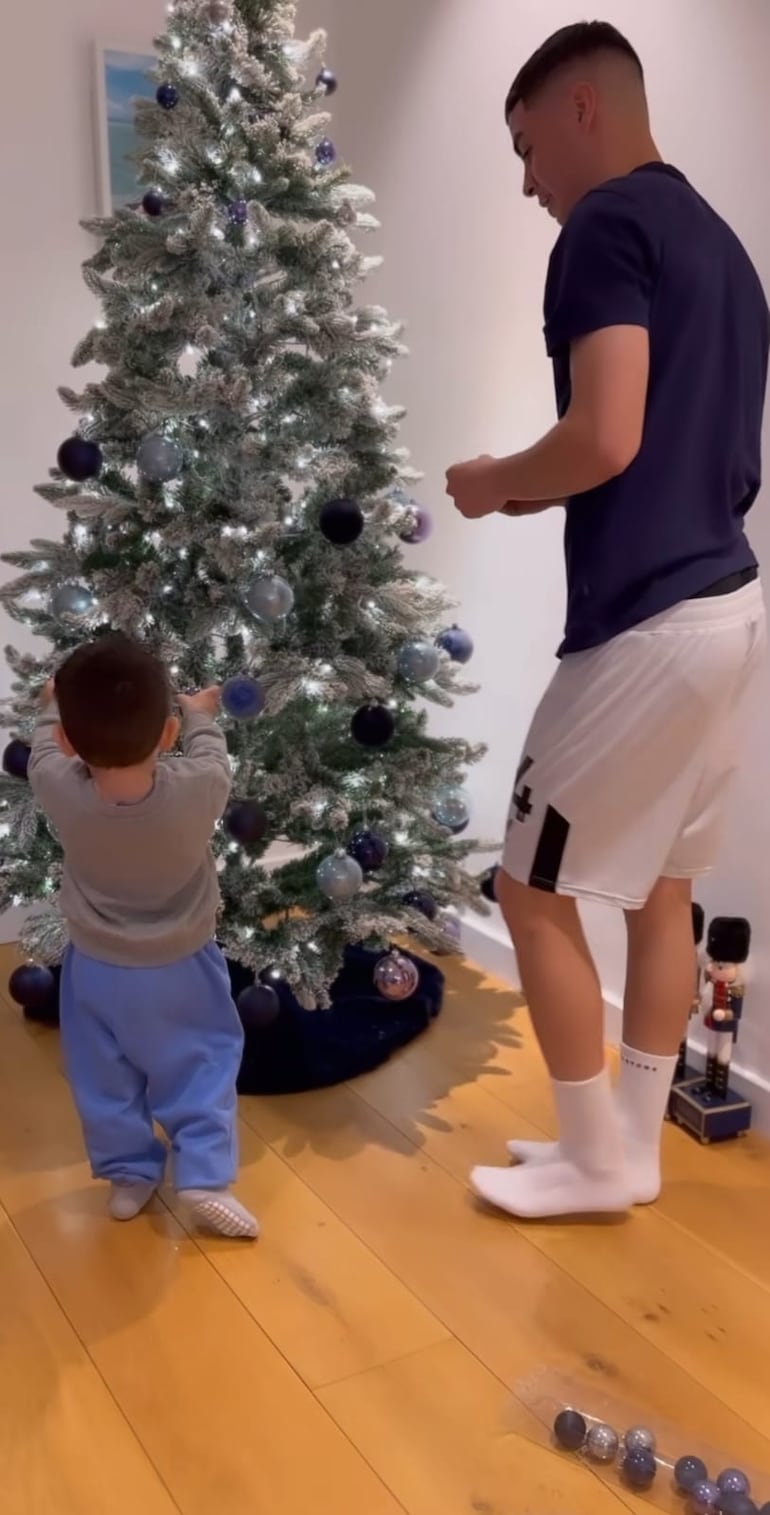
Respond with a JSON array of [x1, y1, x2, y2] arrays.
[[54, 633, 171, 768]]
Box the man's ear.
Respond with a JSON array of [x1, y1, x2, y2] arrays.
[[159, 714, 180, 753], [55, 724, 76, 758], [572, 81, 597, 129]]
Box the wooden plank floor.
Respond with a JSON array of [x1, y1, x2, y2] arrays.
[[1, 943, 769, 1515]]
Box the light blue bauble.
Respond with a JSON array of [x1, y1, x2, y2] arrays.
[[137, 432, 184, 483], [245, 574, 295, 623], [398, 640, 440, 684], [432, 785, 470, 833], [51, 583, 96, 624], [317, 852, 363, 902]]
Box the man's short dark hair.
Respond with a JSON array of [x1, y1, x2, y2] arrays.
[[505, 21, 644, 120], [54, 633, 171, 768]]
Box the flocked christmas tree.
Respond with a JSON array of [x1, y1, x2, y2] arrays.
[[0, 0, 489, 1011]]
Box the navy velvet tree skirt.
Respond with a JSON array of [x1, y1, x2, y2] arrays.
[[21, 945, 445, 1096]]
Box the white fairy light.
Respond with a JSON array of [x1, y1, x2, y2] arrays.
[[180, 56, 199, 76], [211, 226, 226, 242], [228, 86, 242, 103], [161, 150, 180, 175], [170, 664, 180, 677], [250, 166, 263, 184], [170, 33, 182, 49], [72, 523, 90, 547], [207, 148, 224, 166], [395, 830, 410, 846]]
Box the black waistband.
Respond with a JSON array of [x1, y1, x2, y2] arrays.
[[692, 566, 758, 599]]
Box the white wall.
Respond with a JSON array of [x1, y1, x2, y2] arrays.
[[321, 0, 770, 1097], [3, 0, 770, 1100]]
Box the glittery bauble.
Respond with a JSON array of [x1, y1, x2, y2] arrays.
[[436, 624, 474, 665], [398, 640, 440, 684], [348, 830, 388, 872], [718, 1472, 752, 1499], [374, 952, 420, 1002], [57, 436, 103, 482], [403, 890, 438, 922], [586, 1424, 620, 1464], [480, 867, 499, 903], [432, 785, 470, 834], [156, 83, 179, 111], [399, 506, 433, 544], [222, 676, 265, 721], [623, 1449, 657, 1492], [675, 1458, 710, 1494], [206, 0, 231, 20], [51, 583, 96, 624], [137, 432, 183, 483], [315, 137, 337, 167], [351, 704, 395, 749], [624, 1427, 657, 1456], [319, 497, 364, 546], [245, 574, 295, 623], [8, 964, 56, 1012], [237, 983, 280, 1029], [689, 1483, 722, 1515], [224, 799, 269, 848], [2, 739, 31, 780], [227, 198, 249, 226], [553, 1410, 587, 1452], [317, 852, 363, 903], [718, 1494, 758, 1515], [142, 189, 165, 217], [316, 67, 338, 95]]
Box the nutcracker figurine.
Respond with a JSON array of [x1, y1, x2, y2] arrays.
[[703, 916, 750, 1098], [676, 902, 705, 1083]]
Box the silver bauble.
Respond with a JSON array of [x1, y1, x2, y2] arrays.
[[431, 785, 470, 832], [245, 574, 295, 624], [624, 1427, 657, 1456], [137, 432, 183, 483], [398, 640, 440, 684], [316, 852, 363, 903], [51, 583, 97, 624], [587, 1424, 620, 1464], [374, 952, 420, 1001]]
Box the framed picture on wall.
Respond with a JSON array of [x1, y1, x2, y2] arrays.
[[94, 47, 156, 214]]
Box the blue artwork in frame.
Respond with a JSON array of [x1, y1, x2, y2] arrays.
[[96, 48, 156, 213]]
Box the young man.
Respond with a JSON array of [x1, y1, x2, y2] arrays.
[[445, 22, 769, 1219]]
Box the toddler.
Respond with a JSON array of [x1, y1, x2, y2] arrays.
[[28, 633, 258, 1239]]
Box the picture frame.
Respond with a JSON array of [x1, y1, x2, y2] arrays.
[[94, 45, 157, 215]]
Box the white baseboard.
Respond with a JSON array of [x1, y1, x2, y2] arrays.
[[460, 913, 770, 1136]]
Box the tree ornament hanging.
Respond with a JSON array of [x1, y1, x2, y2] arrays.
[[319, 497, 364, 546], [156, 83, 179, 111], [245, 575, 294, 624], [50, 583, 96, 625], [224, 799, 269, 847], [317, 852, 363, 902], [2, 740, 31, 781], [374, 952, 420, 1001], [316, 68, 338, 95], [137, 433, 183, 483], [57, 437, 103, 483], [398, 640, 440, 684], [351, 704, 395, 749], [222, 676, 265, 721], [436, 625, 474, 665], [315, 138, 337, 168]]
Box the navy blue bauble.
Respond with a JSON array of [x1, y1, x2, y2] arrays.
[[142, 189, 165, 217], [319, 497, 364, 546], [480, 867, 499, 903], [622, 1449, 657, 1491], [2, 739, 31, 780], [351, 704, 395, 749], [227, 199, 249, 226], [57, 436, 103, 483], [222, 676, 265, 722], [718, 1494, 757, 1515], [675, 1457, 710, 1494], [436, 625, 474, 665], [403, 890, 438, 922], [348, 829, 388, 872], [553, 1410, 587, 1452], [156, 82, 179, 110], [237, 983, 281, 1029], [316, 67, 338, 95], [718, 1472, 752, 1499], [315, 138, 337, 167], [224, 799, 269, 848], [9, 964, 56, 1012]]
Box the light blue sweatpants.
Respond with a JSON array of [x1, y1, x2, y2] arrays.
[[60, 942, 245, 1191]]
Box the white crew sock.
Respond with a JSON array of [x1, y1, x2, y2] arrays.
[[472, 1068, 631, 1218], [109, 1179, 158, 1221], [616, 1043, 679, 1205], [505, 1044, 679, 1205], [179, 1189, 260, 1240]]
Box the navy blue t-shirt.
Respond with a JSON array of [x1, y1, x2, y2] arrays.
[[545, 163, 770, 655]]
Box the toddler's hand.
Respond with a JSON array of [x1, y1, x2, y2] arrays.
[[178, 686, 221, 717]]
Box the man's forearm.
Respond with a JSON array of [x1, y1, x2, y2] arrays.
[[499, 500, 564, 517], [492, 413, 630, 504]]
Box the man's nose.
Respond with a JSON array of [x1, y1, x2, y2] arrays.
[[522, 167, 537, 199]]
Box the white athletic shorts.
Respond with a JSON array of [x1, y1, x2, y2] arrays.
[[502, 579, 766, 910]]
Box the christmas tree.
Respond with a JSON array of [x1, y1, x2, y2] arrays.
[[0, 0, 488, 1011]]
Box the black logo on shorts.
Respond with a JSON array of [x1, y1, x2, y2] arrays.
[[514, 756, 534, 823]]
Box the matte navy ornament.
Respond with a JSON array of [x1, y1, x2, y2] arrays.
[[403, 890, 438, 922], [316, 67, 338, 95], [57, 437, 103, 482], [319, 497, 364, 546], [9, 964, 56, 1012], [348, 830, 388, 872], [553, 1409, 587, 1452], [622, 1449, 657, 1492], [156, 83, 179, 110], [675, 1457, 710, 1494], [237, 983, 280, 1029], [436, 625, 474, 665], [718, 1472, 752, 1499], [480, 867, 499, 903], [2, 739, 31, 780], [351, 704, 395, 749], [224, 799, 269, 848], [142, 190, 165, 217]]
